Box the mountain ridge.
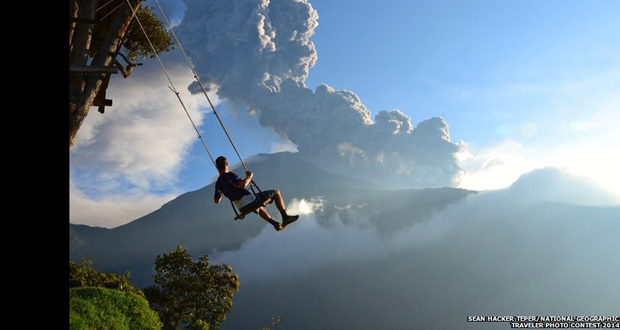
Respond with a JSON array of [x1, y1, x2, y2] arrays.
[[69, 152, 620, 329], [69, 152, 474, 286]]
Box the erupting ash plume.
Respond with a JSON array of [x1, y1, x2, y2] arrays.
[[176, 0, 464, 188]]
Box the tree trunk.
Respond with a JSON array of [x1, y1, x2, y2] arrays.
[[69, 0, 78, 52], [69, 0, 143, 148]]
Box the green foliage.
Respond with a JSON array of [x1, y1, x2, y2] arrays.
[[259, 316, 283, 330], [70, 287, 162, 330], [260, 316, 283, 330], [186, 320, 210, 330], [124, 5, 174, 61], [144, 246, 240, 330], [69, 259, 143, 296]]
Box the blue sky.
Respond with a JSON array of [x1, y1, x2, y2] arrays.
[[70, 0, 620, 227]]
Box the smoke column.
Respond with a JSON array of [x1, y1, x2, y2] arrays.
[[176, 0, 464, 188]]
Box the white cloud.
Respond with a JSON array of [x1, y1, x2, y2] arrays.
[[69, 179, 176, 228], [69, 56, 220, 227], [212, 197, 386, 281], [71, 61, 206, 186], [457, 139, 537, 192], [458, 135, 620, 205], [270, 140, 298, 153]]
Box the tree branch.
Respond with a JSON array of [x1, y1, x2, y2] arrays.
[[114, 52, 143, 78]]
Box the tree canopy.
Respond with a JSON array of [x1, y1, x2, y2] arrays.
[[123, 5, 174, 63], [143, 246, 240, 330]]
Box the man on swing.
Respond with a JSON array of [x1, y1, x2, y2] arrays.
[[214, 156, 299, 231]]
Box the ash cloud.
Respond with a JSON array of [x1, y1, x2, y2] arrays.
[[177, 0, 317, 100], [175, 0, 464, 188]]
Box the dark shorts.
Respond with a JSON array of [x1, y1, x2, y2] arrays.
[[238, 190, 275, 214]]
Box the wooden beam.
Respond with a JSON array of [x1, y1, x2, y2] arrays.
[[69, 65, 118, 74], [93, 98, 113, 107]]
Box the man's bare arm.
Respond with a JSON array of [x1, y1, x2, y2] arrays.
[[239, 171, 253, 188]]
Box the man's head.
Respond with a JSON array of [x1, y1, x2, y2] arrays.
[[215, 156, 228, 172]]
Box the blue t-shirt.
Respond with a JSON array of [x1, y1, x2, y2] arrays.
[[215, 172, 251, 202]]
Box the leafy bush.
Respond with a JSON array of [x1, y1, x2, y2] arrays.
[[69, 287, 161, 330], [69, 259, 142, 296]]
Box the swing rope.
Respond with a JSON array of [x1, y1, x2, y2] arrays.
[[125, 0, 270, 219], [152, 0, 250, 173], [123, 0, 217, 169], [150, 0, 268, 202]]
